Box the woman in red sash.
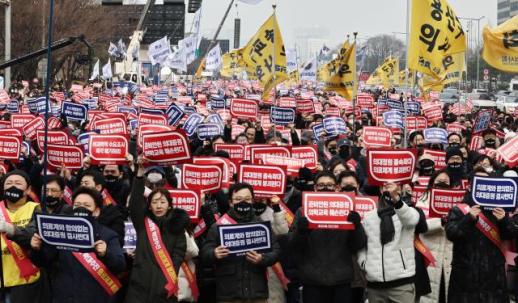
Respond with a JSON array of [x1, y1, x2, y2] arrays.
[[125, 157, 189, 303]]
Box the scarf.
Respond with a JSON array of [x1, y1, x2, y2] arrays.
[[377, 206, 396, 245]]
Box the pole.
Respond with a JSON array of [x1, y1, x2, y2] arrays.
[[352, 32, 358, 138], [403, 0, 410, 148], [5, 2, 11, 89], [41, 0, 56, 214], [272, 4, 277, 105]]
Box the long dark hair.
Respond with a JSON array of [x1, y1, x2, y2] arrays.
[[426, 168, 450, 191]]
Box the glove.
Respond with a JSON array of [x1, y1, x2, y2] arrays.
[[347, 211, 362, 227], [0, 221, 15, 237], [297, 216, 311, 235]]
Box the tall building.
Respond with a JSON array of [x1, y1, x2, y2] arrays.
[[498, 0, 518, 24]]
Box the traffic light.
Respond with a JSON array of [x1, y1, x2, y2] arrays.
[[188, 0, 202, 13]]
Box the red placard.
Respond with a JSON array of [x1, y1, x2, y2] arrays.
[[0, 136, 21, 161], [230, 98, 258, 120], [497, 136, 518, 167], [302, 192, 354, 230], [47, 144, 84, 170], [447, 123, 466, 134], [250, 146, 290, 164], [88, 134, 128, 165], [92, 118, 127, 135], [367, 149, 417, 185], [278, 97, 296, 108], [296, 99, 315, 114], [193, 157, 231, 188], [325, 106, 341, 117], [37, 130, 69, 152], [412, 185, 427, 205], [291, 145, 318, 170], [22, 116, 45, 140], [423, 104, 442, 122], [354, 196, 378, 221], [429, 189, 466, 218], [422, 149, 447, 170], [406, 117, 428, 132], [470, 135, 484, 151], [137, 124, 173, 148], [138, 113, 168, 126], [417, 176, 431, 186], [238, 164, 286, 197], [357, 95, 375, 109], [10, 114, 35, 128], [48, 117, 62, 129], [0, 128, 22, 137], [182, 164, 223, 193], [231, 124, 246, 141], [142, 131, 191, 165], [169, 189, 201, 222], [214, 144, 245, 161], [260, 155, 305, 176], [362, 126, 392, 148]]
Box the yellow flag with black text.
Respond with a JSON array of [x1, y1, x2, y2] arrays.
[[482, 16, 518, 73], [220, 48, 245, 78], [376, 57, 398, 87], [320, 41, 357, 100], [242, 14, 287, 99], [409, 0, 466, 78]]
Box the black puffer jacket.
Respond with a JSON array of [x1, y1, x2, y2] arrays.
[[124, 177, 188, 303], [446, 206, 518, 303], [288, 209, 367, 286], [200, 208, 281, 301]]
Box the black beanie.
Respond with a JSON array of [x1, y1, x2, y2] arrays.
[[445, 147, 463, 162], [3, 170, 31, 187]]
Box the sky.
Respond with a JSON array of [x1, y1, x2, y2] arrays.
[[185, 0, 496, 49]]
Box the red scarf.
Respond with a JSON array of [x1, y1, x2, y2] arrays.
[[72, 252, 121, 296]]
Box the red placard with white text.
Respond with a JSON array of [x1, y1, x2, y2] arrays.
[[169, 189, 201, 222], [238, 164, 286, 197], [0, 128, 22, 137], [354, 196, 378, 221], [291, 145, 318, 170], [142, 130, 191, 165], [422, 149, 447, 170], [497, 136, 518, 167], [362, 126, 392, 148], [0, 136, 21, 161], [412, 186, 427, 205], [429, 189, 466, 218], [10, 114, 35, 128], [250, 146, 290, 164], [367, 149, 417, 185], [92, 118, 127, 135], [230, 98, 258, 120], [302, 192, 355, 230], [138, 113, 168, 127], [214, 144, 245, 161], [22, 116, 45, 140], [88, 134, 128, 165], [37, 130, 69, 152], [423, 104, 442, 122], [193, 157, 232, 188], [260, 155, 305, 176], [47, 144, 84, 170], [181, 164, 223, 193], [296, 99, 315, 114]]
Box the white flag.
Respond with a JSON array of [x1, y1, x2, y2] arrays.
[[117, 39, 127, 58], [179, 34, 197, 65], [108, 42, 118, 57], [286, 48, 298, 73], [102, 59, 112, 80], [165, 48, 187, 73], [90, 60, 100, 80], [238, 0, 262, 4], [148, 36, 172, 66], [192, 8, 203, 49], [205, 44, 222, 71], [300, 57, 317, 81]]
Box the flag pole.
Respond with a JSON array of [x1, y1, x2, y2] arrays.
[[41, 0, 56, 214], [403, 0, 411, 148], [352, 32, 358, 139], [272, 4, 277, 105]]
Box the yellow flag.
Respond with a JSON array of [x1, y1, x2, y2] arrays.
[[409, 0, 466, 78], [320, 41, 357, 100], [440, 52, 465, 86], [482, 16, 518, 73], [399, 69, 416, 87], [285, 70, 300, 86], [376, 57, 398, 87], [242, 14, 287, 99], [220, 48, 245, 78], [194, 57, 206, 79]]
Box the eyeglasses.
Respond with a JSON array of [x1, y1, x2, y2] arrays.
[[315, 183, 335, 190]]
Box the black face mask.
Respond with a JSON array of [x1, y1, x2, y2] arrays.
[[341, 185, 357, 193], [448, 162, 462, 171], [4, 186, 24, 203], [449, 143, 460, 148], [433, 182, 450, 189], [328, 148, 337, 155], [485, 138, 496, 148], [339, 146, 350, 159], [401, 192, 412, 205], [233, 201, 252, 217], [361, 118, 369, 125], [73, 206, 93, 217], [416, 144, 425, 149], [252, 202, 267, 216], [45, 196, 60, 207], [104, 175, 119, 184], [381, 191, 393, 206]]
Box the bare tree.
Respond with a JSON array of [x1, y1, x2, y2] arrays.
[[363, 34, 405, 73]]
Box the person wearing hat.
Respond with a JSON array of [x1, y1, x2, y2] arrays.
[[30, 187, 126, 303], [445, 147, 466, 188], [0, 170, 49, 303]]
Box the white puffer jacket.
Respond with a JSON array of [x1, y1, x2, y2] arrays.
[[358, 202, 420, 284], [259, 207, 289, 303], [416, 193, 453, 303], [177, 231, 199, 302]]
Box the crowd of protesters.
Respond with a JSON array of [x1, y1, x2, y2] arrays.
[[0, 77, 518, 303]]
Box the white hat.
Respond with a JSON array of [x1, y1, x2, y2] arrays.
[[503, 170, 518, 177]]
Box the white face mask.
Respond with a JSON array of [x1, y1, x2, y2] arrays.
[[147, 172, 163, 183], [484, 166, 494, 174]]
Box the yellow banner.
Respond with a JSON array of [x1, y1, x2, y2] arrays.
[[409, 0, 466, 78], [440, 52, 465, 86], [378, 57, 399, 87], [242, 14, 287, 99], [320, 41, 357, 100], [220, 48, 245, 78], [482, 16, 518, 73]]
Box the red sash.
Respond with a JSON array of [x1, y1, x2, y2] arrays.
[[181, 262, 199, 300], [63, 186, 73, 206], [458, 203, 507, 256], [414, 235, 436, 267], [144, 217, 178, 298], [215, 213, 237, 225], [278, 201, 294, 227], [0, 202, 39, 280], [193, 214, 220, 238], [72, 252, 121, 296], [101, 189, 117, 206]]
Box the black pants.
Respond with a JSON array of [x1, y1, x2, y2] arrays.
[[303, 283, 352, 303]]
